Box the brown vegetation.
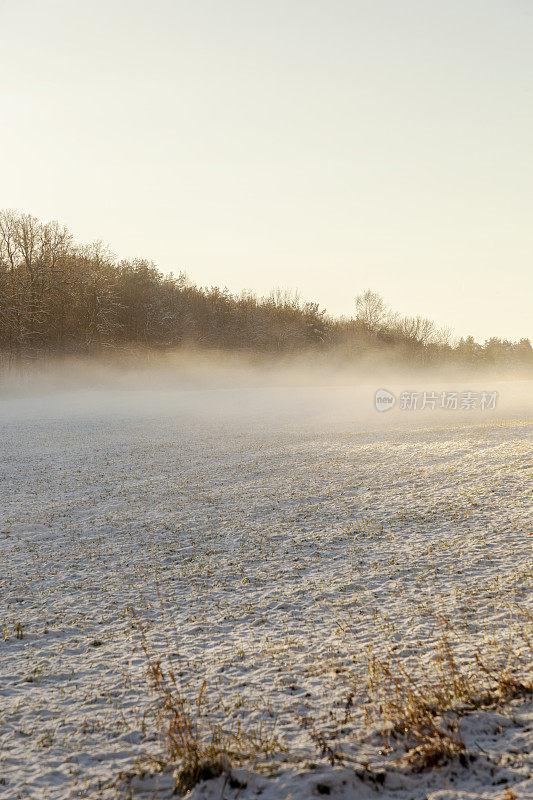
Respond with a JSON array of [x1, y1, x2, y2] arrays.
[[1, 210, 532, 369]]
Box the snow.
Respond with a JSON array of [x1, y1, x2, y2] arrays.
[[0, 383, 531, 799]]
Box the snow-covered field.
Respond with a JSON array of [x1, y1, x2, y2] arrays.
[[1, 383, 531, 799]]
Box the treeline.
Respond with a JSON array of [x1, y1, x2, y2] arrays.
[[1, 210, 531, 370]]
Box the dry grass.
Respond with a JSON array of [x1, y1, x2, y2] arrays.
[[365, 639, 466, 771], [131, 605, 288, 794], [136, 606, 532, 785], [130, 575, 532, 791], [363, 615, 532, 772], [299, 716, 344, 767], [130, 609, 231, 794]]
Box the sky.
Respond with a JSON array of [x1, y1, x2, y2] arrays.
[[1, 0, 531, 342]]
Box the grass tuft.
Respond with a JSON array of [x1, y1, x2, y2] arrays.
[[363, 618, 532, 772]]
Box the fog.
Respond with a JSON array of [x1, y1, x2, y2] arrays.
[[0, 349, 531, 428]]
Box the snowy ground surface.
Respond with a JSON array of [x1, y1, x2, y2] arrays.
[[0, 383, 531, 800]]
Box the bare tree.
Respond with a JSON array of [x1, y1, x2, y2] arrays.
[[0, 210, 530, 371], [354, 289, 391, 332]]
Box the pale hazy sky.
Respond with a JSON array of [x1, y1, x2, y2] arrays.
[[1, 0, 531, 341]]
